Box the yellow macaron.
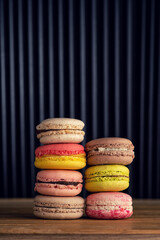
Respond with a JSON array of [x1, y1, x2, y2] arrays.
[[85, 165, 129, 192]]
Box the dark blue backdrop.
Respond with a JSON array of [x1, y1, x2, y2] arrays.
[[0, 0, 160, 198]]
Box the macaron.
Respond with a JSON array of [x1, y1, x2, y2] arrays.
[[34, 195, 85, 219], [86, 192, 133, 219], [85, 165, 129, 192], [34, 144, 86, 170], [36, 118, 85, 144], [85, 137, 134, 165], [34, 170, 83, 196]]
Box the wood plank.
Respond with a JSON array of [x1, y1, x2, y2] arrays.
[[1, 235, 160, 240]]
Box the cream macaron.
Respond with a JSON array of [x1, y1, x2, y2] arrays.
[[36, 118, 85, 144]]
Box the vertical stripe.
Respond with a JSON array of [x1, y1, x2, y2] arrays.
[[69, 0, 75, 118], [38, 0, 44, 121], [18, 0, 26, 197], [0, 0, 8, 197], [92, 0, 97, 139], [80, 0, 86, 136], [58, 0, 64, 117], [114, 0, 120, 137], [127, 0, 133, 196], [157, 9, 160, 197], [48, 0, 54, 117], [148, 0, 155, 198], [139, 0, 146, 198], [80, 0, 86, 199], [8, 0, 17, 197], [103, 0, 109, 137], [127, 0, 132, 139], [28, 0, 35, 195]]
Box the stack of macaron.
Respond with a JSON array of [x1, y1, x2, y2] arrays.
[[84, 137, 135, 219], [33, 118, 86, 219]]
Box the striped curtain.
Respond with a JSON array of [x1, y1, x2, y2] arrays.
[[0, 0, 160, 198]]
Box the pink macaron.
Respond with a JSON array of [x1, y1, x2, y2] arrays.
[[34, 170, 83, 197], [86, 192, 133, 219]]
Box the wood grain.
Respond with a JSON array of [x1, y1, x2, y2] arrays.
[[0, 199, 160, 239]]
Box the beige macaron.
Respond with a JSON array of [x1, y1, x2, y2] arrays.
[[33, 195, 85, 219], [36, 118, 85, 144]]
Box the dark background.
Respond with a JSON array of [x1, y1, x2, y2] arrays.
[[0, 0, 160, 198]]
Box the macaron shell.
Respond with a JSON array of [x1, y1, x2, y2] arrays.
[[36, 169, 83, 182], [34, 194, 85, 206], [86, 192, 132, 206], [35, 144, 85, 157], [36, 118, 85, 130], [86, 206, 133, 219], [85, 137, 134, 151], [85, 165, 129, 178], [34, 207, 84, 219], [39, 133, 84, 144], [35, 183, 82, 196], [87, 155, 133, 166], [35, 154, 86, 170]]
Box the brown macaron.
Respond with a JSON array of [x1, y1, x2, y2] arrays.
[[85, 137, 134, 166]]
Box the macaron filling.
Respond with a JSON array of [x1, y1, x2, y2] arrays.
[[85, 168, 129, 184], [34, 200, 84, 214], [37, 129, 85, 139], [86, 205, 132, 211], [37, 129, 83, 134], [85, 142, 134, 152], [96, 147, 130, 151], [34, 206, 83, 214], [85, 176, 129, 183], [87, 147, 134, 158], [37, 180, 81, 186]]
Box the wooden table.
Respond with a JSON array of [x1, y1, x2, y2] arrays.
[[0, 199, 160, 239]]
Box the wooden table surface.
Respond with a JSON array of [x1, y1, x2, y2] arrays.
[[0, 199, 160, 239]]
